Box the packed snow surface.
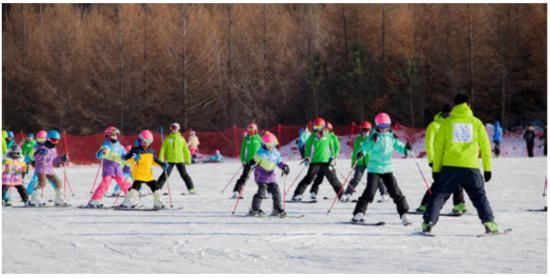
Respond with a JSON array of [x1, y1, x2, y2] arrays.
[[2, 157, 547, 273]]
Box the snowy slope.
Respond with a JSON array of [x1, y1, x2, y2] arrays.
[[2, 157, 547, 273]]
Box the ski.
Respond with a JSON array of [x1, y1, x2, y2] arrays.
[[237, 213, 305, 219], [77, 205, 112, 210], [408, 211, 464, 217], [476, 228, 512, 238], [415, 231, 436, 237], [345, 221, 386, 226], [11, 203, 71, 208], [525, 208, 547, 212], [285, 200, 317, 203]]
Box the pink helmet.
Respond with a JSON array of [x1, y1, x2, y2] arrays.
[[139, 130, 154, 145], [374, 112, 391, 129], [261, 131, 279, 148], [104, 126, 120, 137], [36, 130, 47, 143]]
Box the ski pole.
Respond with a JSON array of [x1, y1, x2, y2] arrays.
[[90, 157, 104, 194], [221, 165, 244, 193], [327, 160, 358, 214], [410, 150, 432, 195], [164, 166, 174, 208], [544, 176, 547, 198], [231, 165, 256, 215], [284, 161, 308, 195], [282, 169, 289, 211]]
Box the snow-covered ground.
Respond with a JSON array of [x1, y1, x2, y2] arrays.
[[2, 157, 547, 273]]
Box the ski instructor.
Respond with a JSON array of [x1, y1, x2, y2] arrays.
[[422, 93, 499, 234]]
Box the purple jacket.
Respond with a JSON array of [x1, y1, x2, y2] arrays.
[[253, 147, 285, 184], [34, 145, 63, 175]]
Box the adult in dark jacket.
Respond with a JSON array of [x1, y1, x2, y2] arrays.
[[523, 124, 536, 157]]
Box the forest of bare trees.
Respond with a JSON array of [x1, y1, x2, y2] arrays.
[[2, 4, 547, 134]]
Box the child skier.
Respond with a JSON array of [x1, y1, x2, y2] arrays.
[[26, 130, 56, 195], [292, 117, 344, 202], [248, 132, 290, 217], [231, 123, 262, 199], [187, 130, 200, 164], [109, 145, 133, 197], [295, 126, 311, 159], [21, 133, 36, 180], [119, 130, 167, 209], [28, 130, 69, 206], [309, 121, 341, 200], [5, 131, 15, 150], [157, 122, 196, 194], [352, 113, 412, 225], [85, 127, 131, 207], [2, 145, 29, 206], [341, 121, 388, 202]]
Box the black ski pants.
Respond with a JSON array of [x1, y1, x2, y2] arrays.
[[353, 172, 409, 217], [294, 163, 343, 198], [252, 183, 283, 212], [157, 163, 195, 191]]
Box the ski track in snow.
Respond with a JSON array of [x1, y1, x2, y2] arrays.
[[3, 157, 547, 273]]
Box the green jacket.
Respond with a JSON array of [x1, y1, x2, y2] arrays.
[[240, 134, 262, 163], [2, 130, 7, 154], [352, 134, 369, 167], [304, 131, 333, 163], [22, 139, 37, 158], [159, 132, 192, 164], [328, 132, 340, 159], [425, 113, 446, 163], [360, 130, 406, 174], [433, 103, 492, 173]]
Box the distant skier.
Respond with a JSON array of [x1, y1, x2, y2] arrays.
[[187, 130, 200, 164], [295, 126, 311, 159], [25, 130, 56, 195], [157, 122, 196, 195], [119, 130, 167, 209], [109, 145, 134, 197], [2, 130, 8, 155], [341, 121, 388, 202], [309, 121, 346, 200], [2, 145, 29, 206], [422, 93, 498, 234], [247, 132, 290, 217], [5, 131, 15, 150], [85, 126, 131, 208], [231, 123, 262, 199], [292, 117, 344, 202], [28, 130, 69, 206], [352, 113, 412, 225], [493, 120, 503, 157], [416, 104, 467, 215], [523, 124, 536, 157], [21, 133, 36, 180], [206, 149, 224, 163]]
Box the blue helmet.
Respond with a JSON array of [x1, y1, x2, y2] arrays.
[[7, 131, 14, 138], [27, 133, 35, 139], [47, 130, 61, 140]]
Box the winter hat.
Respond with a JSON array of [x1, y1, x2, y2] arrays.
[[454, 93, 469, 105]]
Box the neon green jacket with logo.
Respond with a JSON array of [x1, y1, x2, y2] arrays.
[[328, 132, 340, 159], [240, 134, 262, 163], [433, 103, 492, 173], [425, 113, 446, 164], [351, 134, 369, 167], [159, 132, 192, 164], [305, 131, 332, 163]]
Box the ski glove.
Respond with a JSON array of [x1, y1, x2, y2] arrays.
[[484, 171, 492, 182], [282, 164, 290, 176], [302, 158, 310, 166], [247, 159, 256, 167], [356, 152, 364, 160], [404, 142, 412, 157], [61, 154, 69, 162], [428, 162, 433, 168], [35, 149, 48, 156], [133, 153, 141, 161]]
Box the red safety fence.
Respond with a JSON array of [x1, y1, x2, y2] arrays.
[[11, 123, 425, 165]]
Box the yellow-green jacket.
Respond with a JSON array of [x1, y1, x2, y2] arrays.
[[425, 113, 446, 164], [433, 103, 492, 173]]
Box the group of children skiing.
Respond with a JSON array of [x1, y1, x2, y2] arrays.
[[2, 92, 501, 234]]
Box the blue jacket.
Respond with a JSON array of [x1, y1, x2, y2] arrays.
[[493, 121, 503, 143]]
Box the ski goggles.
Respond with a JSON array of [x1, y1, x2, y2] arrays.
[[313, 124, 324, 131], [376, 123, 391, 129], [140, 138, 153, 145], [49, 138, 60, 144], [360, 128, 371, 133]]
